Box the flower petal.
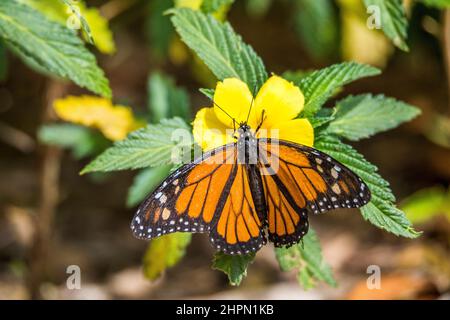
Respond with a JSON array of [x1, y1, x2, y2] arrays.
[[254, 75, 305, 128], [257, 118, 314, 147], [213, 78, 255, 128], [53, 95, 141, 141], [193, 107, 235, 151]]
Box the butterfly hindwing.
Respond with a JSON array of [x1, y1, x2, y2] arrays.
[[260, 172, 309, 247], [208, 163, 266, 254], [258, 139, 370, 247]]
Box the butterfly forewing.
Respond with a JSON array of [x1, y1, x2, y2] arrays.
[[131, 144, 235, 239]]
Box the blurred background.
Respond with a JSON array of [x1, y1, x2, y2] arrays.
[[0, 0, 449, 300]]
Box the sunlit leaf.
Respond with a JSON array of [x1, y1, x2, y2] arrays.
[[296, 62, 380, 117], [326, 94, 421, 141], [170, 8, 268, 92]]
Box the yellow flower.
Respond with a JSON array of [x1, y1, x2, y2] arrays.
[[193, 76, 314, 151], [54, 95, 143, 141], [175, 0, 203, 10]]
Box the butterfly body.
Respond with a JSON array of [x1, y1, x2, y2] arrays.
[[131, 123, 371, 255], [236, 124, 267, 226]]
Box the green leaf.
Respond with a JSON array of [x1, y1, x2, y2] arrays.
[[417, 0, 450, 8], [143, 233, 192, 280], [170, 8, 267, 92], [0, 0, 111, 97], [148, 72, 190, 123], [201, 0, 234, 14], [126, 165, 172, 208], [363, 0, 409, 51], [147, 0, 173, 59], [38, 123, 109, 159], [308, 108, 335, 130], [292, 0, 338, 60], [212, 252, 255, 286], [315, 136, 420, 238], [275, 228, 336, 289], [81, 118, 192, 174], [297, 62, 380, 117], [326, 94, 421, 141]]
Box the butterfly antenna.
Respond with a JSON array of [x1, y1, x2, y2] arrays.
[[245, 84, 258, 124], [206, 95, 235, 123]]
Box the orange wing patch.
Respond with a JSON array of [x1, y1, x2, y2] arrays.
[[175, 150, 234, 222], [262, 172, 308, 246], [212, 165, 265, 254]]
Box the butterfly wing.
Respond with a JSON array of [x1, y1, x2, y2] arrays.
[[131, 144, 235, 239], [131, 144, 265, 255], [258, 139, 371, 247], [208, 163, 266, 254]]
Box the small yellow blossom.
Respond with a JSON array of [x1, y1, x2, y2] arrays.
[[54, 95, 143, 141], [175, 0, 203, 10], [193, 76, 314, 151]]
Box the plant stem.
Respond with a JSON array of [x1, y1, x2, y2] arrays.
[[27, 81, 65, 299]]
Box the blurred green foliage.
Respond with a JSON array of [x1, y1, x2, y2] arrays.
[[402, 187, 450, 224]]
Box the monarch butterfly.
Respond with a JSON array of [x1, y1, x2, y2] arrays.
[[131, 100, 371, 255]]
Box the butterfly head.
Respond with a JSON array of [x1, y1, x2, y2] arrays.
[[237, 123, 253, 139]]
